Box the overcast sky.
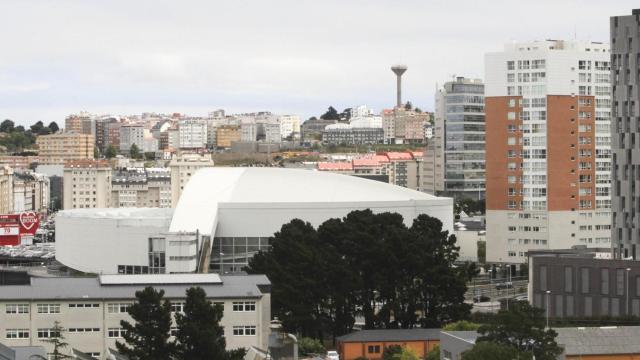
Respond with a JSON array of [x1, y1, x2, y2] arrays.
[[0, 0, 636, 125]]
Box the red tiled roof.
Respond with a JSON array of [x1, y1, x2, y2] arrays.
[[317, 162, 353, 171], [352, 158, 381, 167], [384, 152, 414, 161]]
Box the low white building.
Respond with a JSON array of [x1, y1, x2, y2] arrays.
[[0, 274, 271, 359]]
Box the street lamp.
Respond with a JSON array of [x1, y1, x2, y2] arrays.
[[626, 268, 632, 316], [545, 290, 551, 328]]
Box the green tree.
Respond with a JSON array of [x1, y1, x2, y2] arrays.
[[477, 302, 562, 360], [30, 120, 44, 134], [414, 107, 422, 113], [0, 119, 14, 132], [320, 106, 340, 120], [298, 337, 325, 356], [477, 241, 486, 263], [425, 345, 440, 360], [443, 320, 481, 331], [174, 287, 228, 360], [462, 342, 532, 360], [117, 286, 175, 360], [144, 152, 155, 161], [48, 121, 60, 133], [382, 345, 402, 360], [105, 144, 118, 159], [40, 321, 72, 359], [94, 146, 100, 159], [129, 143, 141, 159], [396, 347, 418, 360]]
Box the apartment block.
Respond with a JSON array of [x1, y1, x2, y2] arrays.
[[178, 119, 207, 149], [278, 114, 301, 139], [169, 153, 214, 207], [485, 40, 612, 263], [0, 274, 271, 359], [431, 77, 485, 200], [119, 125, 145, 154], [216, 125, 241, 148], [0, 166, 13, 214], [111, 167, 171, 208], [64, 113, 93, 135], [36, 132, 94, 165], [12, 171, 49, 215], [611, 9, 640, 259], [63, 160, 112, 210], [381, 108, 429, 144]]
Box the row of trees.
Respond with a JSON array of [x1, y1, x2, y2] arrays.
[[0, 119, 60, 153], [247, 210, 476, 341]]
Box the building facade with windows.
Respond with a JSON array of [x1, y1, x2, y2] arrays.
[[485, 40, 612, 263], [0, 167, 13, 214], [111, 167, 171, 208], [119, 125, 145, 154], [611, 9, 640, 259], [431, 77, 485, 200], [63, 160, 112, 210], [169, 153, 214, 207], [36, 132, 95, 165], [178, 119, 207, 149], [0, 274, 271, 360]]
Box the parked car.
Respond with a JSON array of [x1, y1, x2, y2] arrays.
[[514, 295, 528, 302], [327, 351, 340, 360], [495, 281, 513, 290]]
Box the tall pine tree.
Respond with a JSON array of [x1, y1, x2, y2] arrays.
[[117, 286, 175, 360]]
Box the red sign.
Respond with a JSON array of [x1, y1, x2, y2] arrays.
[[0, 212, 40, 246]]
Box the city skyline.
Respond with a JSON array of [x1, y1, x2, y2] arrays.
[[1, 0, 636, 125]]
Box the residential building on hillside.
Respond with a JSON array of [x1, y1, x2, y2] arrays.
[[216, 125, 241, 148], [0, 274, 271, 359], [64, 112, 93, 135], [301, 118, 337, 143], [119, 125, 145, 154], [0, 166, 13, 214], [36, 132, 94, 165], [94, 117, 119, 153], [382, 108, 429, 144], [111, 167, 171, 208], [169, 153, 214, 207], [107, 122, 121, 151], [485, 40, 612, 263], [611, 9, 640, 259], [12, 171, 49, 215], [430, 77, 485, 200], [322, 125, 384, 145], [278, 114, 301, 139], [241, 123, 258, 142], [178, 119, 207, 149], [63, 160, 112, 210]]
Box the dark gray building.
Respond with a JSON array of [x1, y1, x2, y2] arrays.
[[528, 247, 640, 318], [611, 9, 640, 259]]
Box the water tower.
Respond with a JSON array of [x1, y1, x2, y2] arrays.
[[391, 65, 408, 108]]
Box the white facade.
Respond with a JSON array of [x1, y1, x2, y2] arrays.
[[169, 153, 214, 207], [178, 119, 208, 149], [278, 114, 301, 139], [0, 274, 271, 359], [485, 40, 612, 263], [63, 162, 112, 210], [119, 125, 145, 153]]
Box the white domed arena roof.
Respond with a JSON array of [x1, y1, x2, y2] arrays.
[[169, 167, 451, 236]]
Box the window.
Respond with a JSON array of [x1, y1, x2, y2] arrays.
[[68, 328, 100, 333], [507, 112, 516, 121], [5, 329, 29, 339], [232, 301, 256, 312], [540, 266, 547, 291], [507, 137, 516, 145], [108, 328, 127, 338], [6, 304, 29, 314], [37, 304, 60, 314], [507, 61, 515, 70], [367, 345, 381, 354], [565, 267, 573, 292], [107, 303, 131, 314], [601, 268, 609, 295], [508, 98, 516, 107], [37, 328, 61, 339], [232, 326, 256, 336], [171, 302, 185, 313], [68, 303, 100, 308], [616, 269, 625, 296]]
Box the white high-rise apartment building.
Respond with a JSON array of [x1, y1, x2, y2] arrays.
[[63, 160, 112, 210], [178, 119, 208, 149], [119, 125, 145, 154], [278, 115, 301, 139], [0, 166, 13, 214], [485, 40, 612, 263]]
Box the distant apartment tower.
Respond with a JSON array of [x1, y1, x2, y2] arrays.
[[178, 119, 208, 149], [0, 166, 13, 214], [432, 77, 485, 200], [63, 160, 112, 209], [169, 153, 214, 207], [216, 125, 241, 148], [13, 171, 49, 214], [485, 40, 612, 263], [112, 167, 171, 208], [36, 132, 94, 165], [278, 114, 301, 139], [65, 112, 93, 135], [611, 9, 640, 258], [94, 117, 119, 153], [119, 124, 145, 154]]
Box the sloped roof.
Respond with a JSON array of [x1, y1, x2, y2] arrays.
[[555, 326, 640, 356], [337, 329, 441, 343]]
